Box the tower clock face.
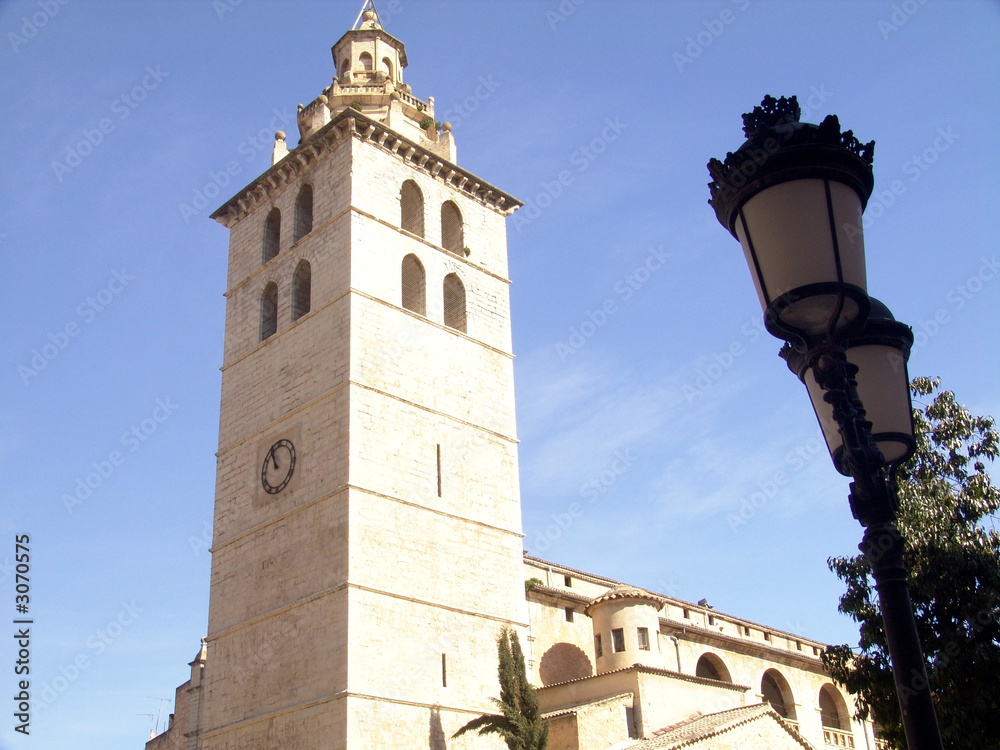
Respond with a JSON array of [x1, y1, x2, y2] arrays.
[[261, 439, 296, 494]]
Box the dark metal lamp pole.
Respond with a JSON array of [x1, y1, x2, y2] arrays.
[[707, 95, 943, 750]]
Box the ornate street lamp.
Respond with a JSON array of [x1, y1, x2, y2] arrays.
[[707, 96, 942, 750], [782, 298, 916, 476]]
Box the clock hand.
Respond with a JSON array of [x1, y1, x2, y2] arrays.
[[271, 451, 279, 471]]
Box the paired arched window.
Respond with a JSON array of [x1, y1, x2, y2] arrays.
[[260, 282, 278, 341], [441, 200, 463, 254], [294, 185, 313, 243], [359, 52, 373, 71], [695, 653, 732, 683], [262, 208, 281, 264], [443, 273, 466, 333], [401, 180, 425, 238], [761, 669, 796, 720], [401, 254, 426, 315], [292, 260, 311, 322], [819, 684, 850, 730]]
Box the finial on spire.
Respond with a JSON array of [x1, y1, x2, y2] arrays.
[[352, 0, 383, 30]]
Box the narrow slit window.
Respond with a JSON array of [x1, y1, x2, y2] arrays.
[[436, 444, 442, 497], [565, 607, 574, 623], [441, 653, 447, 687], [595, 634, 603, 658]]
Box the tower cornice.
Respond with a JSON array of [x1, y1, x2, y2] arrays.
[[211, 109, 522, 228]]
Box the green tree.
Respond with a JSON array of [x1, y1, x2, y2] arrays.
[[823, 377, 1000, 749], [453, 626, 549, 750]]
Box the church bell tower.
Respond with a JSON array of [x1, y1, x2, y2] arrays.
[[200, 5, 525, 747]]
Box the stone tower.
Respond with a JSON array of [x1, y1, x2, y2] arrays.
[[201, 7, 524, 747]]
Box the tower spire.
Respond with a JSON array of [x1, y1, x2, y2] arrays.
[[352, 0, 382, 30]]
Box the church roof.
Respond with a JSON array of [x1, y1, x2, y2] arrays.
[[629, 703, 815, 749], [585, 584, 667, 615]]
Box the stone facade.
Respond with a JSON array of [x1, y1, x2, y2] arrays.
[[147, 7, 873, 750], [525, 556, 871, 749]]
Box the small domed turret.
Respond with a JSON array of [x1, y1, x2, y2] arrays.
[[587, 586, 667, 674]]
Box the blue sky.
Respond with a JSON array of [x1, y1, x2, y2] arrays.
[[1, 1, 998, 748]]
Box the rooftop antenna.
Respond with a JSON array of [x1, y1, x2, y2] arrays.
[[148, 696, 172, 734], [352, 0, 382, 29], [138, 713, 156, 740]]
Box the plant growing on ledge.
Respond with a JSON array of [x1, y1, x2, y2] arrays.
[[419, 116, 433, 130], [350, 101, 363, 111], [453, 626, 549, 750], [524, 577, 543, 594]]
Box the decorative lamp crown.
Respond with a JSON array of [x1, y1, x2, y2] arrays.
[[708, 95, 877, 343]]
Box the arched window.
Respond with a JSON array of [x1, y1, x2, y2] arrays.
[[294, 185, 313, 243], [339, 58, 350, 79], [761, 669, 796, 720], [262, 208, 281, 264], [400, 180, 424, 237], [359, 52, 373, 71], [819, 684, 850, 730], [443, 273, 466, 332], [260, 282, 278, 341], [381, 57, 393, 78], [401, 254, 426, 315], [695, 653, 732, 683], [441, 200, 463, 254], [292, 260, 311, 322]]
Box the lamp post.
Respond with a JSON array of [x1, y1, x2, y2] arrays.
[[707, 96, 943, 750]]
